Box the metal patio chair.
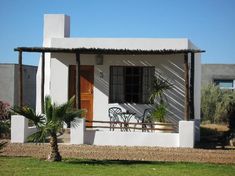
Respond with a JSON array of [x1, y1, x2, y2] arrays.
[[108, 107, 122, 131], [134, 108, 153, 131]]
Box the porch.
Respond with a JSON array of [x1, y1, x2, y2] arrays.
[[12, 46, 204, 148]]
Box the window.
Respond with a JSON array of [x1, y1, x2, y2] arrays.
[[214, 79, 234, 89], [109, 66, 154, 103]]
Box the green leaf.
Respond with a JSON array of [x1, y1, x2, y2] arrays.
[[11, 106, 45, 127]]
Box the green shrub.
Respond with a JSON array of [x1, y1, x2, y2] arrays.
[[0, 120, 10, 138], [201, 84, 223, 123], [0, 101, 11, 120], [215, 91, 235, 124], [201, 83, 235, 125], [151, 103, 167, 122]]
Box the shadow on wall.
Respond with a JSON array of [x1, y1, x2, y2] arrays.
[[94, 55, 185, 125], [49, 53, 185, 125]]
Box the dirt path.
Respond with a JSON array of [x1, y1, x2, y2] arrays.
[[1, 142, 235, 164]]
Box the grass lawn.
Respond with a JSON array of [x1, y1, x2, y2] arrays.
[[0, 157, 235, 176]]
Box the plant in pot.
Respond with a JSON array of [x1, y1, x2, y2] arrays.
[[151, 102, 167, 123], [149, 75, 173, 132]]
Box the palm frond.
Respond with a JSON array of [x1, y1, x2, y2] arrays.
[[54, 96, 77, 122], [12, 106, 45, 127], [27, 122, 57, 143], [63, 109, 83, 127], [27, 130, 48, 143], [149, 76, 173, 103]]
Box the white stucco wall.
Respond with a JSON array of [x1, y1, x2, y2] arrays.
[[36, 14, 70, 113], [11, 115, 37, 143], [51, 38, 189, 50], [71, 118, 194, 148], [85, 130, 179, 147], [41, 39, 201, 129], [49, 52, 189, 125]]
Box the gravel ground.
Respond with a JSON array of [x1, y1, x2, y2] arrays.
[[1, 141, 235, 164]]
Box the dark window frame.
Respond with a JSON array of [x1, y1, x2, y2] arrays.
[[214, 79, 234, 89], [109, 66, 154, 104]]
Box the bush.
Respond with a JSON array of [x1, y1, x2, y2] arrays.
[[201, 84, 235, 124], [0, 101, 11, 120], [151, 102, 167, 122], [0, 120, 10, 138], [201, 84, 223, 123], [215, 92, 235, 125], [0, 101, 11, 138]]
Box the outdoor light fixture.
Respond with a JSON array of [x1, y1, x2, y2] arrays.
[[96, 54, 103, 65], [99, 71, 104, 78]]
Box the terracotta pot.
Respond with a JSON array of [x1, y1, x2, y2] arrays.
[[154, 124, 174, 133]]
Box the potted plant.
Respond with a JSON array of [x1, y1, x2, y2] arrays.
[[149, 75, 174, 132], [151, 102, 167, 123]]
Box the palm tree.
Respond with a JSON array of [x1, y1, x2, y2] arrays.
[[13, 96, 82, 162]]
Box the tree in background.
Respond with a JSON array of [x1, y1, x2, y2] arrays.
[[201, 83, 235, 124], [201, 84, 223, 123]]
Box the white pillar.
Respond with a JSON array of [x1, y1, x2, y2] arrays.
[[70, 118, 85, 144], [179, 121, 195, 148], [36, 14, 70, 113], [11, 115, 28, 143]]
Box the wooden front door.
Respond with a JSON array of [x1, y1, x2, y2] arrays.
[[69, 65, 94, 126]]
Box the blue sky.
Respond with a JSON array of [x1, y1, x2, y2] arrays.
[[0, 0, 235, 65]]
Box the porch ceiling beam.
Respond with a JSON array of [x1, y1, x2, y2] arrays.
[[76, 52, 81, 109], [41, 52, 45, 113], [18, 50, 23, 108], [184, 53, 190, 121]]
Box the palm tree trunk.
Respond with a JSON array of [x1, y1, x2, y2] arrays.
[[48, 132, 62, 161]]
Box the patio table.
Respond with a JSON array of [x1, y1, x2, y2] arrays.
[[117, 111, 136, 131]]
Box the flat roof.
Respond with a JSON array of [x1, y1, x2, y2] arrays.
[[14, 47, 205, 55]]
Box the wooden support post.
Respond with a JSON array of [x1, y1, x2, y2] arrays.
[[189, 52, 195, 120], [184, 53, 189, 121], [41, 52, 45, 113], [18, 51, 23, 108], [76, 52, 81, 109]]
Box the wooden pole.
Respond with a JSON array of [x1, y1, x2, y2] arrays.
[[189, 52, 195, 120], [41, 52, 45, 113], [18, 51, 23, 108], [184, 53, 189, 121], [76, 52, 81, 109]]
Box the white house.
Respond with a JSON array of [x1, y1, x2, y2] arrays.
[[12, 14, 203, 148]]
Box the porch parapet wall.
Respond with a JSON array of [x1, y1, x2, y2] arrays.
[[179, 120, 195, 148], [10, 115, 195, 148], [71, 120, 195, 148], [11, 115, 37, 143], [70, 118, 85, 144]]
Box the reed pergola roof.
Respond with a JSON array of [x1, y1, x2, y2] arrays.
[[14, 46, 205, 120], [14, 47, 205, 55]]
